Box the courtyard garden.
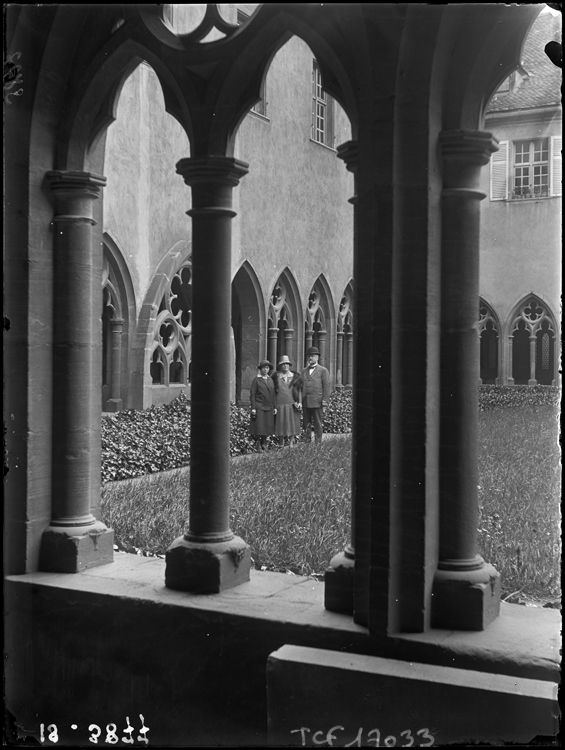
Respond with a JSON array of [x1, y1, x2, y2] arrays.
[[100, 385, 561, 606]]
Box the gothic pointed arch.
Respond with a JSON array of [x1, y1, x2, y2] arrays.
[[131, 240, 192, 408], [101, 234, 136, 411], [506, 294, 558, 386], [56, 26, 196, 169], [267, 268, 302, 370], [231, 260, 266, 405], [478, 297, 501, 385], [337, 281, 354, 387], [304, 274, 335, 372]]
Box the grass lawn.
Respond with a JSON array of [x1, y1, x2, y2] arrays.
[[101, 401, 560, 605]]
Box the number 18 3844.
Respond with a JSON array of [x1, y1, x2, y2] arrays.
[[39, 715, 150, 745]]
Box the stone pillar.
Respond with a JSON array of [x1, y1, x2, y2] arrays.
[[105, 318, 123, 411], [528, 336, 537, 385], [325, 141, 358, 614], [166, 156, 251, 592], [318, 329, 327, 368], [268, 327, 278, 367], [507, 335, 515, 385], [284, 327, 294, 358], [40, 171, 114, 573], [304, 328, 313, 359], [432, 131, 501, 630], [336, 330, 344, 386], [345, 331, 354, 387]]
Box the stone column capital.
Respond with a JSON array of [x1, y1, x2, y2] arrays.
[[176, 156, 249, 188], [439, 130, 498, 163], [46, 170, 107, 196], [46, 171, 106, 225], [336, 140, 359, 173], [439, 130, 498, 194]]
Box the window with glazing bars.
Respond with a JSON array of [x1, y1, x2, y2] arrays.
[[513, 139, 549, 198], [311, 61, 334, 147]]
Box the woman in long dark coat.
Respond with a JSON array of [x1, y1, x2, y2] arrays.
[[249, 360, 277, 451]]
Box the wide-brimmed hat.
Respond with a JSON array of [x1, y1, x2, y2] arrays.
[[258, 359, 273, 369], [306, 347, 320, 356], [278, 355, 293, 367]]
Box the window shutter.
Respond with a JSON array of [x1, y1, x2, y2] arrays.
[[550, 135, 562, 197], [490, 140, 508, 200]]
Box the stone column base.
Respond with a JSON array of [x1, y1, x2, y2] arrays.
[[104, 398, 123, 412], [432, 563, 501, 630], [324, 549, 355, 614], [165, 535, 251, 593], [39, 522, 114, 573]]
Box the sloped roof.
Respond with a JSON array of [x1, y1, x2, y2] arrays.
[[487, 10, 562, 113]]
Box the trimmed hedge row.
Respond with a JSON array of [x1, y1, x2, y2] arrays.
[[478, 385, 560, 410], [101, 385, 558, 482]]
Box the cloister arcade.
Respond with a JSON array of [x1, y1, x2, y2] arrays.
[[5, 4, 560, 745]]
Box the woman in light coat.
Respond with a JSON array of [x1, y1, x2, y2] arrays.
[[271, 355, 302, 446]]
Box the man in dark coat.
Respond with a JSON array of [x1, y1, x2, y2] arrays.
[[301, 346, 331, 444]]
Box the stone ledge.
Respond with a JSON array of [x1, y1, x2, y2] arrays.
[[6, 553, 561, 682]]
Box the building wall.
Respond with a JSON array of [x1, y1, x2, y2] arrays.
[[104, 63, 192, 318], [480, 114, 561, 328]]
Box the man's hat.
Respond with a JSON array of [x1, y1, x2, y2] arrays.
[[258, 359, 273, 369], [278, 355, 293, 367], [306, 347, 320, 356]]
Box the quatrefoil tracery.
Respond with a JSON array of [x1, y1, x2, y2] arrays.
[[512, 297, 553, 336]]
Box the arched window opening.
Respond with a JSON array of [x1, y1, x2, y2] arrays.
[[102, 288, 114, 388], [478, 300, 499, 384], [150, 348, 165, 385], [169, 349, 185, 384], [509, 295, 556, 386], [305, 279, 331, 368], [337, 284, 354, 387], [512, 320, 530, 384], [149, 261, 192, 396], [536, 320, 555, 385], [268, 271, 299, 368], [101, 251, 126, 411]]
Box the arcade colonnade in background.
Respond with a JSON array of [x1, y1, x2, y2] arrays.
[[5, 3, 557, 641], [102, 242, 355, 411]]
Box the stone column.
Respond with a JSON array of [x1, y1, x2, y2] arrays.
[[40, 171, 114, 572], [336, 330, 344, 387], [105, 318, 123, 411], [324, 141, 357, 614], [528, 336, 537, 385], [166, 156, 251, 592], [507, 335, 515, 385], [318, 329, 327, 368], [284, 327, 294, 358], [345, 331, 354, 387], [304, 328, 313, 357], [268, 327, 279, 367], [432, 131, 501, 630]]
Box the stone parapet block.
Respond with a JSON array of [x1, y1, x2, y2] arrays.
[[267, 645, 559, 747]]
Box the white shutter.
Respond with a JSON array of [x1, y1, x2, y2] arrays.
[[490, 140, 509, 201], [550, 135, 562, 197]]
